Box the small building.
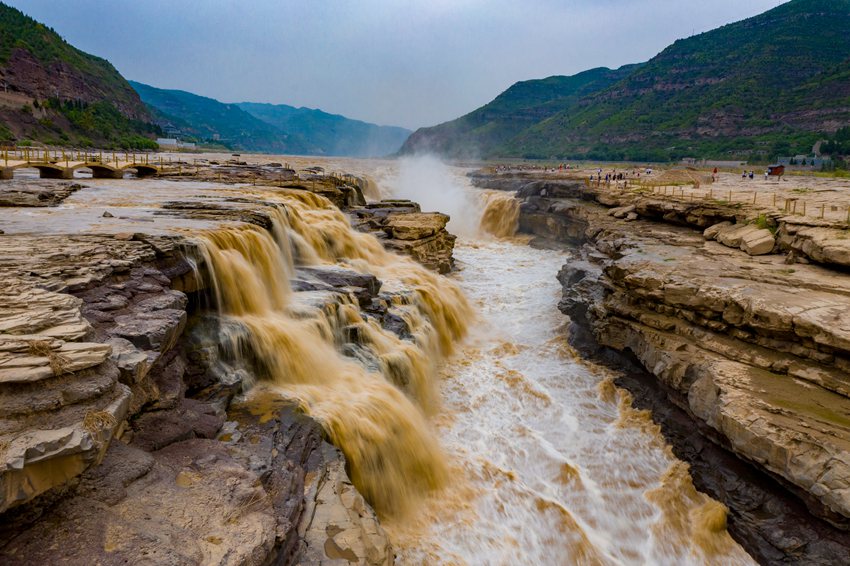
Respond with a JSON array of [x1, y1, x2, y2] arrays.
[[767, 164, 785, 177], [156, 138, 195, 149]]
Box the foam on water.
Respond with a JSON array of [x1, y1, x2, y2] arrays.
[[379, 160, 755, 565]]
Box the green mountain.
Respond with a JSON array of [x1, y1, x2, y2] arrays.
[[402, 0, 850, 162], [400, 65, 639, 158], [238, 102, 411, 158], [129, 81, 311, 154], [132, 82, 411, 157], [0, 3, 158, 148]]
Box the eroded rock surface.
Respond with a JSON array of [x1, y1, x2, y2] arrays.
[[0, 179, 83, 207], [477, 170, 850, 564], [353, 200, 456, 273], [475, 170, 850, 269], [0, 176, 431, 564]]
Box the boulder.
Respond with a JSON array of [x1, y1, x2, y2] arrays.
[[609, 205, 636, 219], [703, 221, 733, 240], [740, 228, 775, 256], [382, 212, 449, 240], [715, 223, 759, 248]]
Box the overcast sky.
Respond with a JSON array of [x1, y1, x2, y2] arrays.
[[8, 0, 786, 130]]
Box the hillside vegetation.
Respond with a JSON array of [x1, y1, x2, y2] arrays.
[[401, 66, 639, 158], [129, 81, 308, 154], [0, 3, 158, 148], [132, 82, 411, 157], [402, 0, 850, 162]]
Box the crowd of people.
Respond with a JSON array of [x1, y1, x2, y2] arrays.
[[493, 163, 578, 173], [588, 167, 651, 188]]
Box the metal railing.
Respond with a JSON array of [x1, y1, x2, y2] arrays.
[[0, 148, 171, 169]]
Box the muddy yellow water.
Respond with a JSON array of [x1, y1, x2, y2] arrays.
[[6, 157, 755, 564], [378, 163, 755, 565], [193, 188, 471, 517]]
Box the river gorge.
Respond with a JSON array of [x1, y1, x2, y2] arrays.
[[1, 156, 848, 565]]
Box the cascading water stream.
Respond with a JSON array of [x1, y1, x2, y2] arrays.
[[175, 159, 754, 564], [193, 190, 471, 517], [478, 191, 520, 238], [378, 161, 755, 565]]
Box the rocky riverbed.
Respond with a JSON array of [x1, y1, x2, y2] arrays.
[[472, 169, 850, 564], [0, 168, 460, 565]]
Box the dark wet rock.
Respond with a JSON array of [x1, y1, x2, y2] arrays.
[[0, 179, 83, 207], [300, 265, 382, 305], [112, 309, 187, 352], [130, 397, 225, 451]]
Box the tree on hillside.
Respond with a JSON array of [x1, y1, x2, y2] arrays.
[[822, 127, 850, 156]]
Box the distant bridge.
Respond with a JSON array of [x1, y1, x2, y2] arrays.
[[1, 149, 163, 179]]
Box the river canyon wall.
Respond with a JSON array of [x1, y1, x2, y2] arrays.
[[472, 170, 850, 564], [0, 167, 467, 565]]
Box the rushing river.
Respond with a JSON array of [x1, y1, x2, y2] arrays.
[[378, 162, 755, 565], [8, 156, 756, 564]]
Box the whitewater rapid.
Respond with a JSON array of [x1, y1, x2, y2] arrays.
[[377, 163, 755, 565], [384, 235, 754, 565]]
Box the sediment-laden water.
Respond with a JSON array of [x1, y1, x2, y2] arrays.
[[194, 187, 470, 517], [16, 158, 756, 563], [378, 165, 755, 565]]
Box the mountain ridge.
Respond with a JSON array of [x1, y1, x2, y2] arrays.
[[401, 65, 641, 158], [237, 101, 410, 158], [401, 0, 850, 161], [0, 2, 158, 148], [132, 81, 411, 157]]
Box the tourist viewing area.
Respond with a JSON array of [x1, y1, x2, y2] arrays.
[[0, 148, 165, 179]]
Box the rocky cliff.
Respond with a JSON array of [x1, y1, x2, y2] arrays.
[[0, 168, 461, 565], [0, 4, 157, 147], [473, 170, 850, 564]]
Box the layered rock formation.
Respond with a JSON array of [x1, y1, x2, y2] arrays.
[[0, 171, 461, 565], [474, 171, 850, 564], [474, 170, 850, 270], [0, 179, 83, 207], [352, 201, 456, 274]]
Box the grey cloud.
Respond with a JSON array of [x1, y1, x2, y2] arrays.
[[7, 0, 785, 129]]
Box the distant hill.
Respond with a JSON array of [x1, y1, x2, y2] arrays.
[[129, 81, 312, 154], [402, 0, 850, 162], [238, 102, 411, 158], [401, 66, 640, 158], [0, 2, 158, 148], [132, 81, 411, 157]]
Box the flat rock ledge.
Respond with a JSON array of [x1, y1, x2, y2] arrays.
[[0, 180, 457, 565], [489, 172, 850, 564], [474, 171, 850, 269], [352, 200, 456, 273]]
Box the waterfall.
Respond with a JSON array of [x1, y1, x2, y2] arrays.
[[479, 191, 520, 238], [193, 189, 471, 518]]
